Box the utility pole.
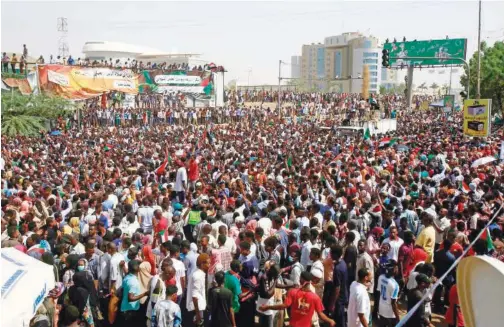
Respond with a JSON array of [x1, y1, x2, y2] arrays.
[[406, 65, 414, 109], [476, 0, 482, 99], [278, 60, 282, 117]]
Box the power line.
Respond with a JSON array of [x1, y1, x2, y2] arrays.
[[396, 201, 504, 327]]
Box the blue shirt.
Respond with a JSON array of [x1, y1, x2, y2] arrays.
[[332, 259, 348, 305], [184, 250, 198, 276], [121, 274, 141, 312]]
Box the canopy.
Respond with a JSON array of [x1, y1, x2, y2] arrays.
[[1, 248, 55, 327]]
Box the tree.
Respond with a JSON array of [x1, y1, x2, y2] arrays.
[[460, 41, 504, 115], [226, 79, 237, 91], [286, 78, 308, 92], [417, 82, 428, 93], [379, 83, 406, 95], [1, 91, 74, 136], [430, 83, 439, 95]]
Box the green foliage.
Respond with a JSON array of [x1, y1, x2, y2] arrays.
[[380, 83, 406, 95], [460, 41, 504, 115], [1, 91, 75, 136]]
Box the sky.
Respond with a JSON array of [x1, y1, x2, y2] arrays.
[[2, 0, 504, 89]]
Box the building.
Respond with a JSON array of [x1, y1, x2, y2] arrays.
[[290, 55, 301, 79], [82, 41, 206, 67], [381, 67, 399, 90], [293, 32, 382, 94]]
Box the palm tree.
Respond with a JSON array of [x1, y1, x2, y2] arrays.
[[430, 83, 439, 95], [1, 91, 74, 136], [418, 82, 428, 93]]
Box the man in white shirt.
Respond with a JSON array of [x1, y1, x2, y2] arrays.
[[107, 242, 125, 292], [382, 226, 404, 262], [434, 209, 451, 248], [170, 245, 187, 303], [174, 159, 188, 203], [186, 253, 210, 326], [348, 268, 372, 327], [300, 231, 313, 270], [258, 215, 272, 236]]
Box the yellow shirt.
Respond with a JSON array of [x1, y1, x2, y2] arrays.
[[416, 225, 436, 263]]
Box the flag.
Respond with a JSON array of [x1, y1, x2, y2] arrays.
[[379, 137, 398, 147], [481, 227, 495, 251], [203, 83, 213, 95], [155, 158, 168, 176], [364, 128, 371, 140], [287, 156, 292, 167], [461, 181, 471, 193]]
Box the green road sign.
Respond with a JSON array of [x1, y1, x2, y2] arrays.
[[383, 38, 467, 67]]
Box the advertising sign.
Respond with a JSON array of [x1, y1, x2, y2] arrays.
[[383, 38, 467, 67], [154, 75, 202, 85], [443, 95, 454, 113], [463, 99, 491, 137]]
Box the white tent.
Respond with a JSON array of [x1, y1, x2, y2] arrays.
[[1, 248, 55, 327]]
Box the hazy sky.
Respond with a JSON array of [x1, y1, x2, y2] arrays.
[[2, 0, 504, 88]]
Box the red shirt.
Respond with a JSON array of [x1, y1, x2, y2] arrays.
[[285, 288, 324, 327], [155, 217, 168, 234], [445, 285, 464, 326], [188, 159, 199, 182]]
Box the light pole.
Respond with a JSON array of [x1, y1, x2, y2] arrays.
[[476, 0, 482, 99]]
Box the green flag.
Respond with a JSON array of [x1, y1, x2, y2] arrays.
[[364, 128, 371, 140], [287, 156, 292, 167], [203, 83, 213, 95]]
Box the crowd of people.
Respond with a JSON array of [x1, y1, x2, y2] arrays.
[[2, 91, 504, 327]]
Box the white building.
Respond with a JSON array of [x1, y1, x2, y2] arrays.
[[290, 55, 301, 79], [82, 41, 206, 67]]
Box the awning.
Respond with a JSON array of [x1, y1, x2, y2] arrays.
[[1, 248, 55, 327]]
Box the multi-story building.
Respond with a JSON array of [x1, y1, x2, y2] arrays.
[[381, 67, 399, 91], [293, 32, 382, 94], [290, 55, 301, 79]]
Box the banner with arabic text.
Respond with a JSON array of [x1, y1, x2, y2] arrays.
[[38, 65, 138, 99]]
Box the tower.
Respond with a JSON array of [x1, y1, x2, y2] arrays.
[[57, 17, 69, 58]]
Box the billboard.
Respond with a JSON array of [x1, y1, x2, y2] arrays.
[[383, 38, 467, 67], [443, 95, 455, 113], [463, 99, 491, 137]]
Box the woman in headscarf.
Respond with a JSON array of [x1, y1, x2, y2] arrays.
[[76, 259, 102, 324], [141, 245, 157, 275], [66, 272, 95, 327], [69, 217, 80, 235], [62, 254, 79, 288], [138, 251, 153, 318]]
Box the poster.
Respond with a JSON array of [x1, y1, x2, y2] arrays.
[[463, 99, 491, 137], [420, 100, 429, 110], [38, 65, 138, 99], [443, 95, 454, 113]]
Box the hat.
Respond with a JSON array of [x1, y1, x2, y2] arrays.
[[173, 203, 183, 211], [311, 267, 323, 279], [415, 273, 432, 285]]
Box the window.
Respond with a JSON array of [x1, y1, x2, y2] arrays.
[[334, 51, 342, 78], [370, 72, 378, 77], [364, 52, 378, 58], [363, 59, 378, 64], [371, 78, 378, 83], [368, 65, 378, 71], [370, 84, 377, 89], [364, 40, 372, 49]]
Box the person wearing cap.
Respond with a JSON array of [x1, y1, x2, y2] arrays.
[[376, 259, 400, 326], [258, 271, 335, 327], [405, 273, 434, 327]]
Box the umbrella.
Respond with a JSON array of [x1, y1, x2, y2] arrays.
[[50, 130, 61, 136], [471, 156, 496, 168], [396, 145, 409, 152], [1, 247, 56, 327]]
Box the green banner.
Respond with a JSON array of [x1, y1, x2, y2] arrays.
[[383, 38, 467, 67]]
